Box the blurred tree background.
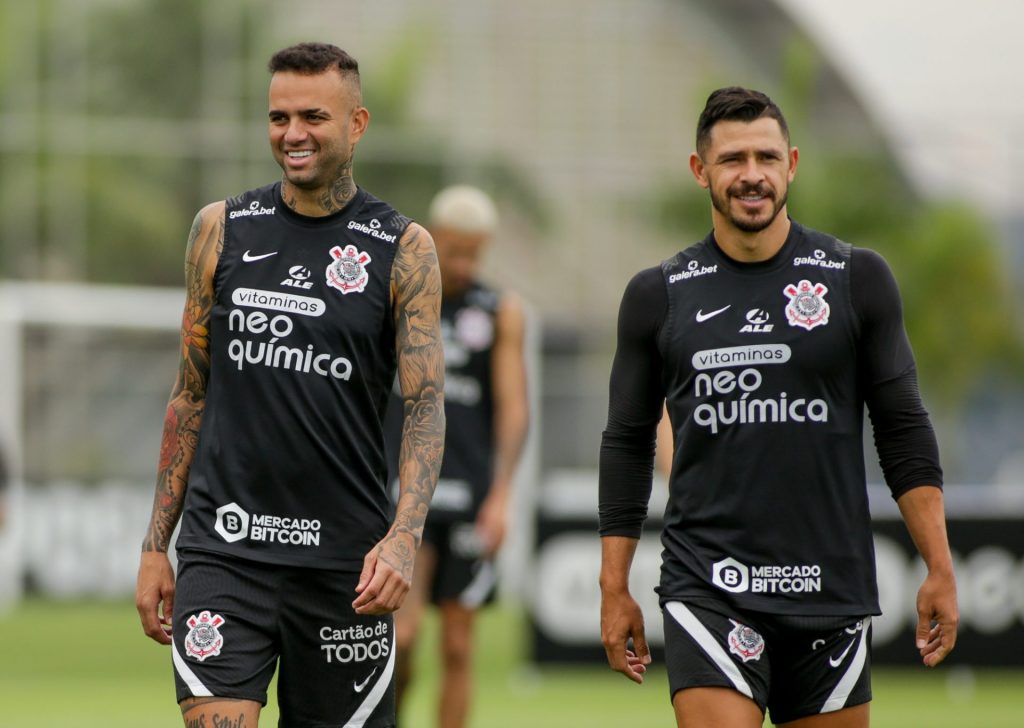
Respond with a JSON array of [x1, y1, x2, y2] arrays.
[[0, 0, 546, 286], [1, 0, 1021, 483], [647, 37, 1024, 450]]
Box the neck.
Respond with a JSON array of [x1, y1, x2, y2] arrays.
[[281, 165, 357, 217], [711, 208, 791, 263]]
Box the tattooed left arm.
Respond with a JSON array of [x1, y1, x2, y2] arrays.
[[353, 222, 444, 615]]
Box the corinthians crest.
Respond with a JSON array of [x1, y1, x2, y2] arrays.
[[184, 610, 225, 662], [727, 620, 764, 663], [326, 244, 372, 295], [783, 279, 830, 331]]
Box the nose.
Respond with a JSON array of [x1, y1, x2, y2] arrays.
[[739, 156, 765, 183], [283, 119, 309, 145]]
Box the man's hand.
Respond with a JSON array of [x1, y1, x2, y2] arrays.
[[136, 551, 175, 645], [896, 486, 958, 668], [353, 529, 416, 615], [475, 490, 508, 557], [601, 588, 652, 684], [915, 568, 958, 667]]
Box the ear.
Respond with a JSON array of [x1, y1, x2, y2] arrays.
[[350, 106, 370, 144], [787, 146, 799, 182], [689, 152, 709, 189]]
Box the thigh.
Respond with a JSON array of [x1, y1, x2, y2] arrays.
[[766, 617, 872, 725], [672, 687, 766, 728], [172, 550, 280, 706], [277, 568, 396, 728], [438, 600, 477, 658], [662, 600, 769, 718], [431, 521, 498, 609], [180, 697, 261, 728], [775, 703, 869, 728]]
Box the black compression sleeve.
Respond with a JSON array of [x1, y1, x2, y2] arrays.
[[852, 248, 943, 498], [598, 266, 667, 537]]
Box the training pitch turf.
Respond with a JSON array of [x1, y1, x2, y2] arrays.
[[1, 598, 1021, 727]]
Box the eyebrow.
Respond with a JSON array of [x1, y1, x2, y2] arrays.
[[714, 147, 784, 162], [268, 107, 331, 117]]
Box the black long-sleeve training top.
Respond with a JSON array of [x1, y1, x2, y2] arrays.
[[599, 220, 941, 615]]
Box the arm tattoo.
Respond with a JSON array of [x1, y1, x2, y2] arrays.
[[142, 207, 223, 553], [317, 159, 357, 214], [385, 225, 445, 574]]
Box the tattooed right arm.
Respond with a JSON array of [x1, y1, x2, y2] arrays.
[[136, 201, 224, 645], [142, 201, 225, 552]]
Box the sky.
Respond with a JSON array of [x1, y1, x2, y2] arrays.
[[776, 0, 1023, 217]]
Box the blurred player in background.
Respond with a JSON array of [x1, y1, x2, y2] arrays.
[[384, 185, 529, 728], [135, 42, 444, 728], [598, 87, 957, 727]]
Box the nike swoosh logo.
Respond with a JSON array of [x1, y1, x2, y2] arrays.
[[353, 667, 378, 693], [828, 639, 856, 668], [695, 305, 731, 322], [242, 250, 278, 262]]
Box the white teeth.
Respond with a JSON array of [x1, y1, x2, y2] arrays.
[[287, 151, 313, 158]]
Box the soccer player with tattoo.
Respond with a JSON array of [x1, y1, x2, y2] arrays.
[[135, 42, 445, 728], [599, 87, 958, 727]]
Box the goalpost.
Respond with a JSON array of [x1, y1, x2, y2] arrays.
[[0, 281, 183, 604]]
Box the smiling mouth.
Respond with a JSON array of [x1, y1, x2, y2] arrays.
[[732, 187, 773, 207], [286, 150, 313, 159]]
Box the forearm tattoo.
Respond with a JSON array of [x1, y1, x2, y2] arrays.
[[142, 208, 223, 553], [387, 225, 445, 575]]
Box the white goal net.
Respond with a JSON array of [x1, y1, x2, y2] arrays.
[[0, 281, 183, 604]]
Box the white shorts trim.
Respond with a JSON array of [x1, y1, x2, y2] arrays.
[[821, 617, 871, 713], [343, 637, 397, 728], [459, 560, 497, 608], [171, 638, 213, 698], [665, 600, 754, 700]]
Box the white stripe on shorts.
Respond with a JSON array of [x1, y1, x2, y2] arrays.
[[171, 638, 213, 697], [459, 561, 497, 609], [821, 617, 871, 714], [664, 600, 754, 700], [343, 635, 397, 728]]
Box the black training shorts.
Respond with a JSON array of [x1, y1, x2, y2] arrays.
[[422, 519, 497, 608], [662, 598, 872, 723], [172, 549, 395, 727]]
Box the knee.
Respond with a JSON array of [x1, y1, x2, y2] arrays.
[[395, 626, 416, 654], [440, 630, 473, 672], [394, 612, 420, 653]]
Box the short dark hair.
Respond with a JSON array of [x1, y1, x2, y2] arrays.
[[268, 42, 360, 85], [695, 87, 789, 157]]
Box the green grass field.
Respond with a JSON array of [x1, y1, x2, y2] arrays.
[[1, 599, 1021, 727]]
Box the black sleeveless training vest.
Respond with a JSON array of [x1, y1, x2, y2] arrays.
[[658, 221, 878, 615], [176, 183, 411, 570]]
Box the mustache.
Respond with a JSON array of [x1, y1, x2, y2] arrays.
[[729, 183, 774, 199]]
